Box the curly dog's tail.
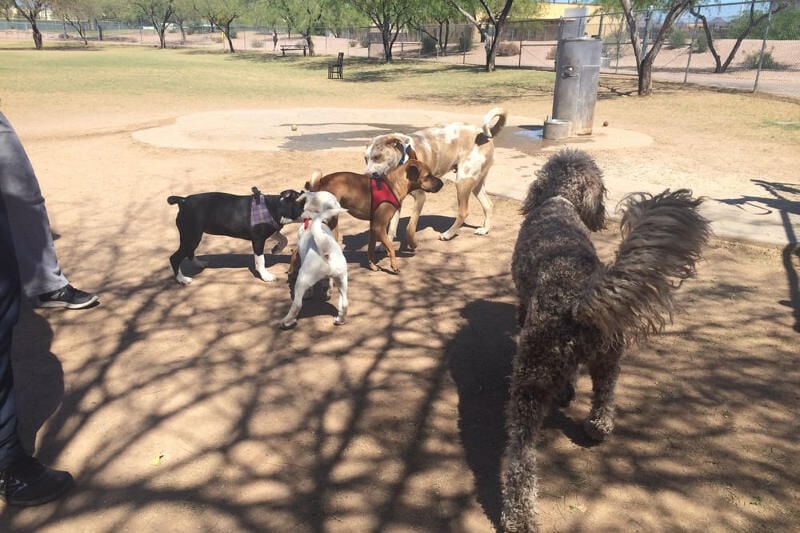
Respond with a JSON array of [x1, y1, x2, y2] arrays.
[[575, 189, 710, 346], [482, 107, 507, 138]]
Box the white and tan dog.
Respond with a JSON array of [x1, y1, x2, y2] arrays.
[[364, 107, 507, 244], [280, 191, 348, 330]]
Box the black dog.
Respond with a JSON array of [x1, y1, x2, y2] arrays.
[[167, 188, 303, 285]]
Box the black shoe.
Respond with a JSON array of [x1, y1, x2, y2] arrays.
[[0, 455, 74, 507], [36, 284, 99, 309]]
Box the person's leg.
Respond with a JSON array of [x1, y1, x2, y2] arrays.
[[0, 191, 73, 506], [0, 112, 97, 309]]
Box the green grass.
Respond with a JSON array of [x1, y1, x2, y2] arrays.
[[0, 44, 555, 107]]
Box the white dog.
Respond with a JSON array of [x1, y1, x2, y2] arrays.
[[279, 191, 348, 329], [364, 107, 507, 244]]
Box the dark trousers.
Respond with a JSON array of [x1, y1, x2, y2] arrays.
[[0, 192, 22, 469]]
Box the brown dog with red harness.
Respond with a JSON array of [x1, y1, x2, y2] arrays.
[[306, 160, 443, 273]]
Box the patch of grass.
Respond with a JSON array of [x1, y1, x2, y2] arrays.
[[0, 45, 553, 109], [765, 120, 800, 130]]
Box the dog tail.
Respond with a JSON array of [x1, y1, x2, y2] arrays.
[[574, 189, 710, 347], [306, 171, 323, 192], [310, 207, 347, 261], [482, 107, 508, 138], [167, 196, 185, 206]]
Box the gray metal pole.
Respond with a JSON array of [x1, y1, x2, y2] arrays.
[[753, 0, 773, 93], [684, 14, 699, 84]]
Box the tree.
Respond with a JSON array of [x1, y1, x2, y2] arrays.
[[349, 0, 419, 62], [618, 0, 692, 95], [50, 0, 100, 45], [447, 1, 538, 72], [414, 2, 461, 55], [7, 0, 47, 49], [194, 0, 247, 53], [690, 1, 791, 73], [264, 0, 331, 56], [131, 0, 176, 49]]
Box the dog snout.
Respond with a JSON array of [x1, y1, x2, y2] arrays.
[[428, 177, 444, 192]]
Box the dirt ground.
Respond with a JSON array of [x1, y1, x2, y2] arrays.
[[0, 97, 798, 533]]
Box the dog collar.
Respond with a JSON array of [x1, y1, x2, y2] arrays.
[[398, 143, 411, 165]]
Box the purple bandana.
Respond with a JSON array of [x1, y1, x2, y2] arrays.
[[251, 195, 276, 228]]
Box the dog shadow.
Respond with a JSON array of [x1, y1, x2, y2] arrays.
[[447, 300, 601, 528], [446, 299, 516, 528], [183, 253, 291, 281]]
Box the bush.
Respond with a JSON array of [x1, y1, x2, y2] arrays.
[[251, 39, 265, 49], [457, 32, 472, 53], [421, 34, 437, 55], [691, 32, 708, 53], [545, 46, 557, 60], [349, 40, 358, 48], [495, 41, 519, 56], [668, 27, 687, 48], [742, 49, 784, 70], [360, 36, 370, 48]]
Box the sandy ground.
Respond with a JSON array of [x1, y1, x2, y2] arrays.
[[0, 102, 797, 532]]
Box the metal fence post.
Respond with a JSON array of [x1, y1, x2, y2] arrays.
[[753, 0, 773, 93], [684, 13, 700, 84]]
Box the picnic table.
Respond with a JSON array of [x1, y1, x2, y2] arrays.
[[280, 44, 308, 56]]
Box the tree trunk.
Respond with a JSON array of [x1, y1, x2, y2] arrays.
[[97, 20, 104, 42], [223, 23, 235, 52], [305, 33, 315, 56], [638, 56, 654, 95], [158, 28, 167, 49], [381, 24, 393, 62], [32, 24, 42, 50]]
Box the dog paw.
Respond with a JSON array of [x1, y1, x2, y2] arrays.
[[439, 232, 456, 241], [474, 226, 490, 235], [279, 320, 297, 330], [176, 273, 193, 285], [333, 317, 345, 326], [258, 271, 277, 282], [583, 417, 614, 442], [368, 262, 380, 272]]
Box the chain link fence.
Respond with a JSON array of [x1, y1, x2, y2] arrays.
[[1, 1, 798, 97]]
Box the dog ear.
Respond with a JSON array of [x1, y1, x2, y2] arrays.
[[405, 145, 418, 161], [405, 161, 421, 182], [280, 189, 301, 202]]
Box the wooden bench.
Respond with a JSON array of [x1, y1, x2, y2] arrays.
[[328, 52, 344, 79], [280, 44, 307, 56]]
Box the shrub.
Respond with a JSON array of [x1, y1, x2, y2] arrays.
[[457, 32, 472, 53], [742, 49, 784, 70], [691, 32, 708, 53], [421, 34, 437, 55], [545, 46, 557, 60], [349, 40, 358, 48], [668, 27, 687, 48], [251, 39, 264, 48], [360, 36, 370, 48], [496, 41, 519, 56]]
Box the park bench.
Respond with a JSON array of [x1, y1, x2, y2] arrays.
[[328, 52, 344, 79], [280, 44, 307, 56]]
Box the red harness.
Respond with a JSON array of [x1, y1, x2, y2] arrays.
[[370, 175, 400, 218]]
